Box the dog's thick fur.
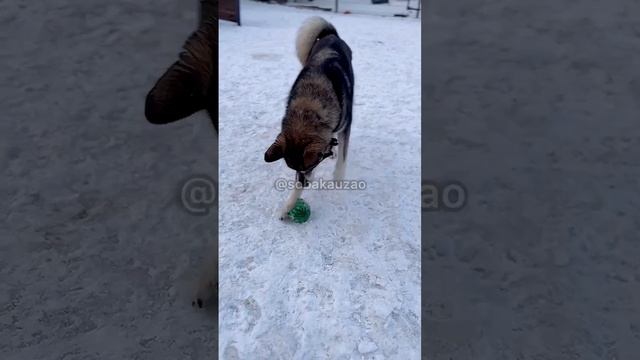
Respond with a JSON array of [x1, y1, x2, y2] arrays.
[[144, 0, 218, 309], [264, 16, 354, 219]]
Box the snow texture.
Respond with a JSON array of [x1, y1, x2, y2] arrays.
[[423, 0, 640, 359], [218, 1, 421, 359], [1, 1, 217, 358]]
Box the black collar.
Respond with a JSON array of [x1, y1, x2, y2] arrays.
[[296, 138, 339, 185]]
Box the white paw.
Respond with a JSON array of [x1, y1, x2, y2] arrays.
[[278, 206, 292, 221], [333, 168, 345, 182], [278, 200, 298, 220]]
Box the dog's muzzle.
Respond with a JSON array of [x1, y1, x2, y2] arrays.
[[296, 138, 339, 184]]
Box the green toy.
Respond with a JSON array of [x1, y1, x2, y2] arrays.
[[287, 198, 311, 223]]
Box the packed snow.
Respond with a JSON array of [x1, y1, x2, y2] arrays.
[[1, 1, 217, 358], [218, 1, 421, 358]]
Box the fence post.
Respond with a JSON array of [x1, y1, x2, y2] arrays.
[[335, 0, 338, 12]]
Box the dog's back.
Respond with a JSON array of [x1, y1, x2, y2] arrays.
[[265, 17, 354, 174], [285, 17, 354, 136]]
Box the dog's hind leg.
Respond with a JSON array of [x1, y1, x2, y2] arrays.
[[333, 127, 350, 181]]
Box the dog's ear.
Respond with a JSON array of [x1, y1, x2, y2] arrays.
[[145, 22, 216, 125], [264, 133, 286, 162]]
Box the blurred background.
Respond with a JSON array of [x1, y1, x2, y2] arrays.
[[221, 0, 421, 21]]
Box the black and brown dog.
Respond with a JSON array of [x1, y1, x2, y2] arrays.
[[144, 0, 218, 309], [264, 16, 355, 220]]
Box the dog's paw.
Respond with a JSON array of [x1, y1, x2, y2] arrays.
[[278, 203, 297, 221], [278, 209, 290, 221], [193, 277, 217, 309], [333, 169, 345, 182]]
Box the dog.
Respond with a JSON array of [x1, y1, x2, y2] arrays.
[[264, 16, 354, 220], [144, 0, 218, 309]]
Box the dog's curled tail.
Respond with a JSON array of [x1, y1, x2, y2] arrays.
[[295, 16, 337, 65]]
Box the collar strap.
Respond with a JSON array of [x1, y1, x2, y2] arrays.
[[322, 138, 339, 159]]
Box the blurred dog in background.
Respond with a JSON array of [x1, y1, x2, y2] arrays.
[[144, 0, 218, 309]]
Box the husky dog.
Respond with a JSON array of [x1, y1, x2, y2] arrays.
[[264, 16, 354, 220], [144, 0, 218, 309]]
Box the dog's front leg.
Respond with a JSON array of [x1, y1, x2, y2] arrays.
[[279, 188, 303, 220], [278, 172, 307, 220]]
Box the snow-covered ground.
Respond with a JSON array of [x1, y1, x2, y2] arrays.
[[218, 1, 421, 358], [1, 1, 217, 359]]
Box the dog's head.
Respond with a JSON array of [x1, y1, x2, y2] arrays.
[[264, 132, 334, 173]]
